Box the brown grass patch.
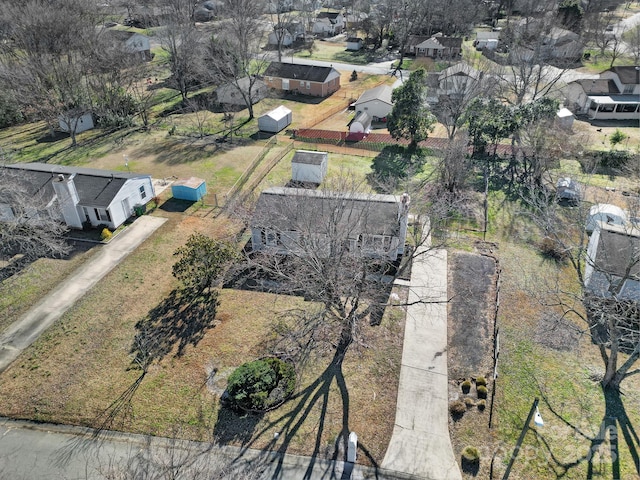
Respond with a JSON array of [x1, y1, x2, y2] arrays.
[[0, 210, 404, 465]]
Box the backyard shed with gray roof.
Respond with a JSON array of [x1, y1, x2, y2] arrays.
[[1, 163, 154, 230], [258, 105, 292, 133], [291, 150, 328, 184]]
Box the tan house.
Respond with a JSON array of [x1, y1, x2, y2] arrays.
[[263, 62, 341, 97]]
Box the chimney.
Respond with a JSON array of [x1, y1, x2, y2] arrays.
[[398, 193, 411, 220], [52, 173, 82, 228]]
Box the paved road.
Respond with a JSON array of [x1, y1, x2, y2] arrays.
[[0, 418, 423, 480], [382, 246, 461, 480], [0, 215, 167, 374]]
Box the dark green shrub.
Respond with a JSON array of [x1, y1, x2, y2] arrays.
[[450, 400, 466, 419], [475, 376, 487, 387], [461, 380, 471, 394], [226, 358, 295, 411], [477, 385, 488, 399], [461, 446, 480, 474]]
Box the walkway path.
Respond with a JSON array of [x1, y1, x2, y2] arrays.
[[382, 247, 461, 480], [0, 215, 167, 373]]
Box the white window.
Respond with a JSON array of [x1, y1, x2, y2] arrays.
[[94, 208, 111, 223], [139, 185, 147, 199], [306, 81, 311, 89], [262, 229, 280, 247]]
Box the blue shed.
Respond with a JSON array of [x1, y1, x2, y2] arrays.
[[171, 177, 207, 201]]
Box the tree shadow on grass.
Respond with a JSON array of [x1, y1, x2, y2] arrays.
[[82, 288, 219, 436], [536, 386, 639, 479], [367, 145, 427, 193], [214, 350, 380, 480], [131, 287, 220, 365]]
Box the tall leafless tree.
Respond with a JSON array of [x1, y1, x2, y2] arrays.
[[160, 0, 204, 102], [0, 0, 102, 144], [522, 187, 640, 391], [204, 0, 269, 120]]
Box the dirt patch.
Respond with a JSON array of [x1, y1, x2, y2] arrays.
[[448, 251, 497, 380], [535, 313, 581, 352], [447, 247, 498, 479]]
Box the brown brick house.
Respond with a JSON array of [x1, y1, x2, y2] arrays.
[[263, 62, 341, 98]]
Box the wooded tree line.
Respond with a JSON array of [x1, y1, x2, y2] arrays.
[[0, 0, 274, 142]]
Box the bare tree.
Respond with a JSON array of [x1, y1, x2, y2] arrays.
[[160, 0, 204, 102], [204, 0, 269, 120], [0, 168, 70, 265], [522, 186, 640, 391], [606, 26, 629, 68], [0, 0, 102, 144], [623, 24, 640, 63], [434, 132, 473, 194], [583, 6, 617, 57], [495, 15, 577, 105], [267, 0, 294, 62], [431, 58, 498, 140]]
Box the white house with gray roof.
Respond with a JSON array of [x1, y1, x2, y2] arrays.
[[250, 187, 410, 261], [353, 84, 393, 121], [1, 163, 154, 230]]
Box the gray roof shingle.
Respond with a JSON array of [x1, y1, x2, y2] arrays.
[[264, 62, 337, 83], [2, 163, 150, 208]]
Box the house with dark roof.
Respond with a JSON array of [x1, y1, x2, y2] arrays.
[[250, 187, 410, 261], [312, 11, 345, 36], [263, 62, 341, 97], [0, 163, 155, 230], [353, 84, 393, 121], [585, 221, 640, 301], [563, 66, 640, 119], [405, 35, 462, 59]]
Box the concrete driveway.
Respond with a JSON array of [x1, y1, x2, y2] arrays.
[[0, 215, 167, 374], [382, 247, 461, 480]]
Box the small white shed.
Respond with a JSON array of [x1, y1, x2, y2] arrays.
[[346, 37, 363, 51], [258, 105, 292, 133], [556, 108, 575, 130], [58, 113, 94, 134], [291, 150, 328, 184], [586, 203, 628, 233]]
